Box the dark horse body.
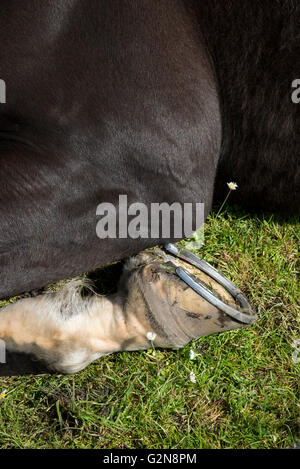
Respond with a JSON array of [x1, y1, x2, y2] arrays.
[[0, 0, 299, 300]]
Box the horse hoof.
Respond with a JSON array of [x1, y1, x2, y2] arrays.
[[122, 249, 254, 348]]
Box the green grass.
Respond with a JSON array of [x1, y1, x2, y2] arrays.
[[0, 206, 299, 449]]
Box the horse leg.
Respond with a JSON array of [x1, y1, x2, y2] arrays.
[[0, 252, 244, 375]]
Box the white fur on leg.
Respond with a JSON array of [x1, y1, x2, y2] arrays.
[[0, 279, 130, 373]]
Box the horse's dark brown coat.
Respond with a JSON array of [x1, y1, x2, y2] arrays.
[[0, 0, 299, 301]]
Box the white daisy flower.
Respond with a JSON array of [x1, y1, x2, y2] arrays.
[[227, 182, 238, 191], [189, 349, 195, 360], [291, 339, 300, 363], [146, 331, 157, 342], [189, 371, 196, 383]]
